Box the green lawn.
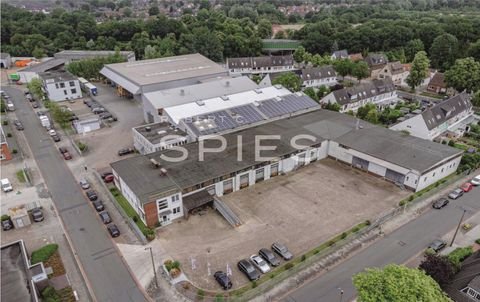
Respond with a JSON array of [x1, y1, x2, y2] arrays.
[[16, 170, 26, 183], [109, 187, 149, 233]]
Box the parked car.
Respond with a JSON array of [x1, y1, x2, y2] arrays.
[[31, 101, 39, 108], [84, 100, 94, 107], [271, 242, 293, 260], [101, 172, 113, 179], [460, 182, 474, 192], [1, 178, 13, 192], [48, 129, 57, 136], [14, 120, 24, 130], [31, 208, 44, 222], [107, 224, 120, 237], [79, 179, 90, 190], [2, 218, 13, 231], [92, 200, 105, 212], [59, 147, 68, 154], [448, 188, 464, 200], [68, 114, 79, 121], [214, 271, 232, 290], [471, 175, 480, 186], [103, 174, 114, 183], [432, 198, 449, 209], [99, 211, 112, 224], [99, 112, 115, 120], [428, 239, 446, 252], [92, 107, 106, 114], [118, 148, 135, 156], [237, 259, 260, 281], [250, 255, 270, 273], [52, 134, 61, 142], [62, 151, 72, 160], [259, 248, 280, 266], [86, 190, 98, 201]]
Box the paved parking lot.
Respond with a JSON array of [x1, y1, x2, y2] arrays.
[[156, 159, 410, 290]]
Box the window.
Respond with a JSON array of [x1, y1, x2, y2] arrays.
[[69, 81, 75, 87], [173, 207, 181, 214], [71, 88, 77, 94], [424, 177, 427, 182], [441, 168, 444, 173], [158, 199, 168, 210], [60, 82, 65, 88], [55, 83, 59, 89], [406, 176, 409, 181], [64, 90, 67, 95], [172, 195, 179, 202]]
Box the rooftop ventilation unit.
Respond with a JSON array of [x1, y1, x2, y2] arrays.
[[145, 126, 151, 132], [157, 130, 167, 135], [150, 158, 160, 168], [221, 95, 229, 101], [196, 100, 205, 106], [160, 168, 167, 176], [253, 101, 260, 106], [295, 92, 303, 97], [275, 96, 283, 102], [254, 88, 263, 94]]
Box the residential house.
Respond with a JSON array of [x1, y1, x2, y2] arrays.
[[320, 78, 398, 112], [427, 72, 454, 95], [331, 50, 349, 60], [300, 66, 338, 88], [364, 53, 388, 78], [39, 70, 82, 102], [376, 61, 409, 86], [226, 55, 296, 75], [349, 53, 364, 62], [390, 93, 473, 140], [444, 251, 480, 302]]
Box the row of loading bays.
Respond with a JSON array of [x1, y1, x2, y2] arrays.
[[352, 156, 406, 184]]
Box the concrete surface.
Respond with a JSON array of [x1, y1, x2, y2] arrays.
[[156, 159, 409, 291]]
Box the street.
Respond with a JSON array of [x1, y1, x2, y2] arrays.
[[282, 184, 480, 302], [397, 90, 445, 104], [4, 87, 149, 302]]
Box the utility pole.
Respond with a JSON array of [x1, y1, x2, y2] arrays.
[[450, 209, 467, 247], [338, 287, 344, 302], [145, 247, 158, 288]]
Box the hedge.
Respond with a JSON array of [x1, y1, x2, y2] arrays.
[[448, 246, 473, 269], [31, 244, 58, 264]]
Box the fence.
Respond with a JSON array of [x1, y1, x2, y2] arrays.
[[92, 170, 148, 245]]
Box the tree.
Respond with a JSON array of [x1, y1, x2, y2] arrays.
[[405, 39, 424, 62], [357, 103, 376, 120], [468, 39, 480, 61], [317, 85, 330, 98], [419, 254, 456, 288], [257, 19, 272, 39], [27, 78, 44, 100], [430, 34, 459, 71], [123, 7, 132, 17], [303, 87, 318, 101], [324, 102, 341, 111], [32, 47, 45, 59], [352, 61, 369, 82], [271, 72, 302, 92], [406, 51, 430, 92], [293, 46, 306, 63], [473, 90, 480, 107], [445, 57, 480, 93], [365, 108, 379, 124], [353, 264, 452, 302], [148, 6, 159, 16], [274, 30, 286, 39], [333, 59, 354, 78], [144, 45, 160, 59]]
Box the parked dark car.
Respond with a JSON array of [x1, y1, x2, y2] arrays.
[[237, 259, 260, 281], [428, 239, 446, 252], [118, 148, 135, 156], [92, 200, 105, 212], [68, 114, 79, 121], [52, 134, 61, 142], [99, 112, 114, 120], [259, 248, 281, 266], [1, 218, 13, 231], [214, 271, 232, 290], [448, 188, 464, 200], [59, 147, 68, 154], [92, 107, 106, 114], [103, 174, 114, 183], [107, 224, 120, 237], [99, 211, 112, 224], [32, 208, 44, 222], [31, 101, 39, 108], [14, 120, 24, 130], [271, 242, 293, 260], [86, 190, 98, 201], [432, 198, 449, 209]]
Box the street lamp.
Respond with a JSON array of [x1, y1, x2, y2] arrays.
[[145, 247, 158, 288], [450, 209, 467, 247]]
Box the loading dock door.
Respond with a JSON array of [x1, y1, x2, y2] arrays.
[[240, 174, 249, 189], [385, 169, 405, 183], [352, 156, 369, 170]]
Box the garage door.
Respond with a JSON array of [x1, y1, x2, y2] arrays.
[[223, 179, 233, 194], [240, 174, 249, 189], [352, 156, 369, 170], [385, 169, 405, 183]]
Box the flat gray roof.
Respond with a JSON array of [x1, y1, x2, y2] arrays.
[[55, 50, 134, 56], [39, 70, 77, 82], [143, 76, 258, 109], [19, 58, 66, 73], [100, 53, 227, 94], [134, 122, 187, 145], [112, 109, 461, 204]]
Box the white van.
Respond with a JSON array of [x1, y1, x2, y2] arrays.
[[1, 178, 13, 192]]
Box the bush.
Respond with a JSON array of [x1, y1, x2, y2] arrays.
[[313, 249, 320, 254], [42, 286, 60, 301], [132, 215, 138, 222], [365, 220, 371, 226], [341, 232, 347, 239], [448, 140, 455, 147], [448, 246, 473, 269], [197, 289, 205, 300], [215, 294, 225, 302], [6, 132, 12, 137], [301, 255, 306, 262], [285, 263, 294, 270], [170, 267, 181, 278], [327, 240, 335, 247], [143, 228, 155, 241], [408, 195, 414, 201], [1, 214, 10, 221], [31, 244, 59, 264], [252, 280, 258, 288], [352, 226, 360, 233], [2, 120, 7, 125], [399, 200, 406, 206], [475, 239, 480, 244], [424, 248, 435, 256], [12, 149, 17, 154], [77, 141, 88, 152]]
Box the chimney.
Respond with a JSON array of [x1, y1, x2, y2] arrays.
[[145, 126, 151, 132]]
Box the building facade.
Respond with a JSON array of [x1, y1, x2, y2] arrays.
[[300, 66, 338, 88], [226, 55, 296, 75], [39, 71, 82, 102]]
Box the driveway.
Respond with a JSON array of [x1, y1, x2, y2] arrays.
[[156, 159, 409, 290]]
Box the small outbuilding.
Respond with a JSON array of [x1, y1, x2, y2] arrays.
[[8, 205, 32, 229], [73, 117, 101, 134], [0, 53, 12, 69]]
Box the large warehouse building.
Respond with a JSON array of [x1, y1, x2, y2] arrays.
[[100, 53, 228, 99], [112, 108, 463, 227]]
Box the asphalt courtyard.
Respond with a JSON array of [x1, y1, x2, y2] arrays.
[[157, 158, 409, 290]]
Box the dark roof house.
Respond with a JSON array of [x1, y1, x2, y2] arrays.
[[421, 93, 472, 130], [364, 53, 388, 69], [331, 50, 349, 60], [227, 55, 294, 69], [332, 78, 395, 106], [300, 66, 336, 82], [445, 251, 480, 302]]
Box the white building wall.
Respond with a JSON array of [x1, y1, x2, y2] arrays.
[[328, 141, 353, 164], [45, 80, 82, 102], [416, 156, 461, 191], [155, 193, 183, 225], [368, 161, 387, 176], [390, 115, 433, 140], [18, 71, 38, 84], [302, 77, 338, 88], [116, 175, 146, 224]]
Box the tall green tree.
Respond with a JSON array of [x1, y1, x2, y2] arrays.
[[406, 51, 430, 92], [333, 59, 354, 78], [430, 33, 459, 71], [405, 39, 424, 62], [148, 6, 159, 16], [271, 72, 302, 92], [144, 45, 160, 59], [293, 46, 306, 63], [419, 254, 456, 288], [468, 39, 480, 61], [303, 87, 318, 101], [445, 57, 480, 93], [353, 264, 452, 302], [257, 19, 272, 39], [352, 61, 369, 82]]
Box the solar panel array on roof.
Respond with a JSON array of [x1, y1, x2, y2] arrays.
[[183, 93, 320, 137]]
